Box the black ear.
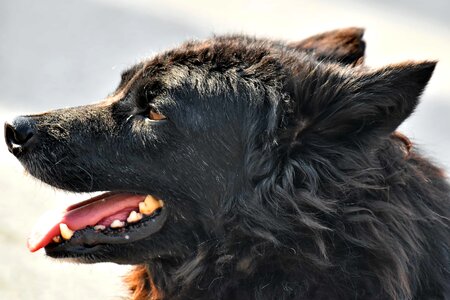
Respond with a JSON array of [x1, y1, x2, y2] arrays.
[[288, 27, 365, 66], [290, 61, 436, 140]]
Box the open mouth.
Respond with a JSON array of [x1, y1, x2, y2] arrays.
[[28, 192, 167, 253]]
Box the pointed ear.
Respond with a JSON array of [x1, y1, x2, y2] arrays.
[[288, 27, 365, 66], [291, 61, 436, 140]]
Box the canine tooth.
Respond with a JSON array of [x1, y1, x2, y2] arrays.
[[138, 202, 147, 214], [139, 195, 162, 215], [110, 219, 125, 228], [52, 236, 62, 243], [94, 225, 106, 231], [158, 200, 164, 207], [60, 223, 74, 240], [145, 195, 158, 205], [127, 211, 143, 223]]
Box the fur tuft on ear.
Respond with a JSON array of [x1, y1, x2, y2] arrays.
[[289, 27, 365, 66], [286, 61, 436, 141]]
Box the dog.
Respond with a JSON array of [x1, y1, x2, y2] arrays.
[[4, 28, 450, 299]]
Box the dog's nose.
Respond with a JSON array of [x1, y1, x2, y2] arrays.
[[4, 116, 37, 156]]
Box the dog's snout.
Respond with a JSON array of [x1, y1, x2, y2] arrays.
[[4, 116, 37, 156]]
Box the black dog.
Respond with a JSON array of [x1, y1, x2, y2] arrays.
[[5, 28, 450, 299]]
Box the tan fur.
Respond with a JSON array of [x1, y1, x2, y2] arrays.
[[125, 265, 161, 300]]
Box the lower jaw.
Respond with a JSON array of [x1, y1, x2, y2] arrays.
[[45, 206, 168, 258]]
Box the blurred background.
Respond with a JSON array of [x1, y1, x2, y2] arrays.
[[1, 0, 449, 299]]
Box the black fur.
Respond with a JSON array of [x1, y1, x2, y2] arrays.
[[6, 29, 450, 299]]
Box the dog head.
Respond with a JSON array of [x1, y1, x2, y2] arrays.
[[4, 28, 435, 266]]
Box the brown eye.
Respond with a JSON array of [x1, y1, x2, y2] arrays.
[[148, 107, 167, 121]]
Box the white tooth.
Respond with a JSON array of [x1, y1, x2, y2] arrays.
[[110, 219, 125, 228], [158, 200, 164, 207], [52, 236, 62, 243], [139, 195, 162, 215], [127, 211, 143, 223], [60, 223, 74, 240], [94, 225, 106, 231]]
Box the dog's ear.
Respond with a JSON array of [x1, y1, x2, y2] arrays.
[[287, 61, 436, 141], [288, 27, 365, 66]]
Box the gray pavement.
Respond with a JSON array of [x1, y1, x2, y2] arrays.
[[1, 0, 449, 299]]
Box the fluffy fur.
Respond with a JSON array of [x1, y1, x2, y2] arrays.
[[5, 28, 450, 299]]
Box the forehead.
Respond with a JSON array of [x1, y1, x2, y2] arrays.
[[148, 36, 285, 70], [118, 36, 290, 92]]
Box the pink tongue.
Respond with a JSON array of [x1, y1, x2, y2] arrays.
[[28, 193, 146, 252]]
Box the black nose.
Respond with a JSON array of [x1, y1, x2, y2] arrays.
[[4, 116, 37, 156]]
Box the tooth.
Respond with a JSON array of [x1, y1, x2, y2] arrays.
[[127, 211, 143, 223], [158, 200, 164, 207], [52, 236, 62, 243], [145, 195, 159, 206], [138, 202, 147, 214], [94, 225, 106, 231], [60, 223, 74, 240], [139, 195, 162, 215], [110, 219, 125, 228]]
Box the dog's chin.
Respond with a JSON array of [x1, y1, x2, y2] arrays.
[[45, 243, 155, 265], [45, 242, 155, 265]]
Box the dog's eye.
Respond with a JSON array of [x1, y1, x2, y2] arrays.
[[148, 107, 167, 121]]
